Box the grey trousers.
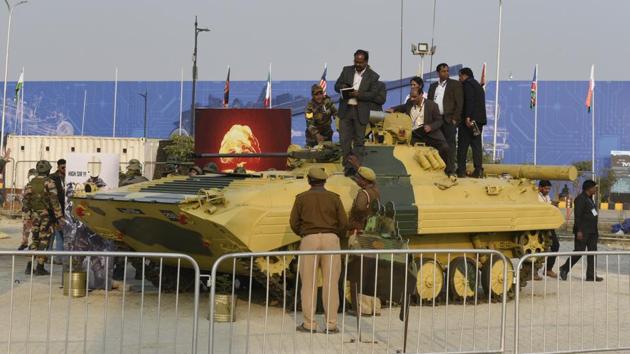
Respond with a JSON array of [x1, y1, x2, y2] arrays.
[[339, 106, 366, 168]]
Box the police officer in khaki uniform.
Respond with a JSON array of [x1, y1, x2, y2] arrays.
[[22, 160, 64, 275], [290, 167, 348, 333], [305, 84, 337, 147]]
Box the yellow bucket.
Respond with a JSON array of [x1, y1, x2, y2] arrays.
[[211, 294, 236, 322], [63, 271, 87, 298], [601, 202, 609, 210], [615, 203, 624, 211]]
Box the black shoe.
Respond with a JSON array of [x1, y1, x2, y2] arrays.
[[585, 276, 604, 282], [18, 243, 28, 251], [24, 261, 32, 274], [456, 171, 466, 178], [560, 269, 568, 281], [472, 169, 484, 178], [34, 263, 50, 276], [322, 327, 339, 334]]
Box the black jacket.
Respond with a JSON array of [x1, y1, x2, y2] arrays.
[[50, 171, 65, 212], [573, 192, 598, 235], [461, 77, 487, 126], [427, 78, 464, 125], [369, 81, 387, 112], [334, 65, 381, 125], [390, 98, 445, 141]]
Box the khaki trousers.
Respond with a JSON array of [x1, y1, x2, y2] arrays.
[[299, 233, 341, 330]]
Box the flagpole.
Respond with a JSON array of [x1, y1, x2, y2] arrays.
[[592, 65, 596, 179], [81, 89, 87, 136], [492, 0, 503, 162], [179, 67, 184, 135], [112, 67, 118, 137], [534, 64, 538, 165], [269, 63, 272, 109], [19, 67, 24, 135]]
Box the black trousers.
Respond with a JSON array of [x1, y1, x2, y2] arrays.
[[547, 230, 560, 271], [457, 124, 483, 174], [339, 107, 366, 169], [560, 232, 598, 278], [440, 119, 457, 175], [411, 128, 449, 166]]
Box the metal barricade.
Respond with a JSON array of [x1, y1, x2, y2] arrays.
[[0, 250, 200, 354], [514, 251, 630, 354], [207, 249, 510, 354]]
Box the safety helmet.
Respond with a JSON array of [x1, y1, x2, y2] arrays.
[[36, 160, 52, 174]]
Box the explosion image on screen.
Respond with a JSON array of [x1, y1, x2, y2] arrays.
[[218, 124, 261, 170]]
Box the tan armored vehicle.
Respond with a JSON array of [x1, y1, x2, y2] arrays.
[[72, 113, 576, 302]]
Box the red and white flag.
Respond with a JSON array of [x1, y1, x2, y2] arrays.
[[319, 63, 327, 95], [263, 64, 272, 108], [480, 62, 487, 90], [223, 66, 230, 108], [585, 64, 595, 112]]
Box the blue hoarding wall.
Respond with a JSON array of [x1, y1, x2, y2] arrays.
[[2, 79, 628, 172]]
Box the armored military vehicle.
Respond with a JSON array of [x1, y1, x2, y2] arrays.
[[72, 113, 576, 302]]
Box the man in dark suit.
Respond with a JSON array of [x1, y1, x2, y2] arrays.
[[428, 63, 463, 176], [390, 86, 448, 163], [560, 180, 603, 282], [334, 49, 381, 175], [457, 67, 487, 178]]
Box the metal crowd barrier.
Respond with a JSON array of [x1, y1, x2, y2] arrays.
[[0, 250, 200, 354], [514, 251, 630, 354], [207, 249, 510, 354]]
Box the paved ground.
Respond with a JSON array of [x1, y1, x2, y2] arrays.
[[2, 217, 630, 353]]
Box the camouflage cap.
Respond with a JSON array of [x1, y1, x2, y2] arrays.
[[311, 84, 324, 95], [128, 158, 141, 166], [36, 160, 52, 174], [189, 165, 203, 175], [127, 164, 142, 172], [307, 167, 328, 181], [203, 162, 219, 173]]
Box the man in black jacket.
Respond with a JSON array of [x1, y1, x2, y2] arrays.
[[428, 63, 463, 176], [457, 67, 487, 178], [390, 87, 448, 163], [334, 49, 381, 175], [50, 159, 66, 254], [560, 180, 603, 282]]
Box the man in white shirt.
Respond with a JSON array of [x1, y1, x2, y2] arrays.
[[428, 63, 463, 177], [334, 50, 382, 176], [538, 179, 560, 278]]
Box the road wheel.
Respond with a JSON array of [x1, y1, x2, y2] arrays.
[[416, 258, 444, 303], [481, 256, 514, 301], [448, 257, 478, 302]]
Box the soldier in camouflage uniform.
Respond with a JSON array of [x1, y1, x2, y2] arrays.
[[22, 160, 64, 275], [304, 84, 337, 147], [19, 168, 38, 250], [119, 159, 149, 187]]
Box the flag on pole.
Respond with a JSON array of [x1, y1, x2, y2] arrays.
[[530, 65, 537, 109], [263, 64, 272, 108], [319, 63, 327, 95], [14, 69, 24, 101], [480, 62, 487, 90], [585, 64, 595, 112], [223, 66, 230, 108]]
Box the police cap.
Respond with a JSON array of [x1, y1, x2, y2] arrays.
[[357, 167, 376, 182], [307, 167, 328, 181]]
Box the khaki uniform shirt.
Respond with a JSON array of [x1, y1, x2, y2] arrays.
[[348, 184, 380, 232], [290, 186, 348, 237]]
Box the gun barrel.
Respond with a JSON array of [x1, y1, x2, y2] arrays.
[[368, 110, 387, 125], [478, 164, 578, 181]]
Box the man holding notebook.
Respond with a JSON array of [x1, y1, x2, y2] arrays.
[[334, 49, 381, 176]]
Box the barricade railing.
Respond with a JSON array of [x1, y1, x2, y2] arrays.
[[207, 249, 510, 354], [0, 250, 200, 354], [514, 251, 630, 354]]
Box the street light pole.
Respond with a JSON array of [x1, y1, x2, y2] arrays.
[[139, 89, 148, 138], [492, 0, 503, 162], [0, 0, 27, 154], [191, 16, 209, 137]]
